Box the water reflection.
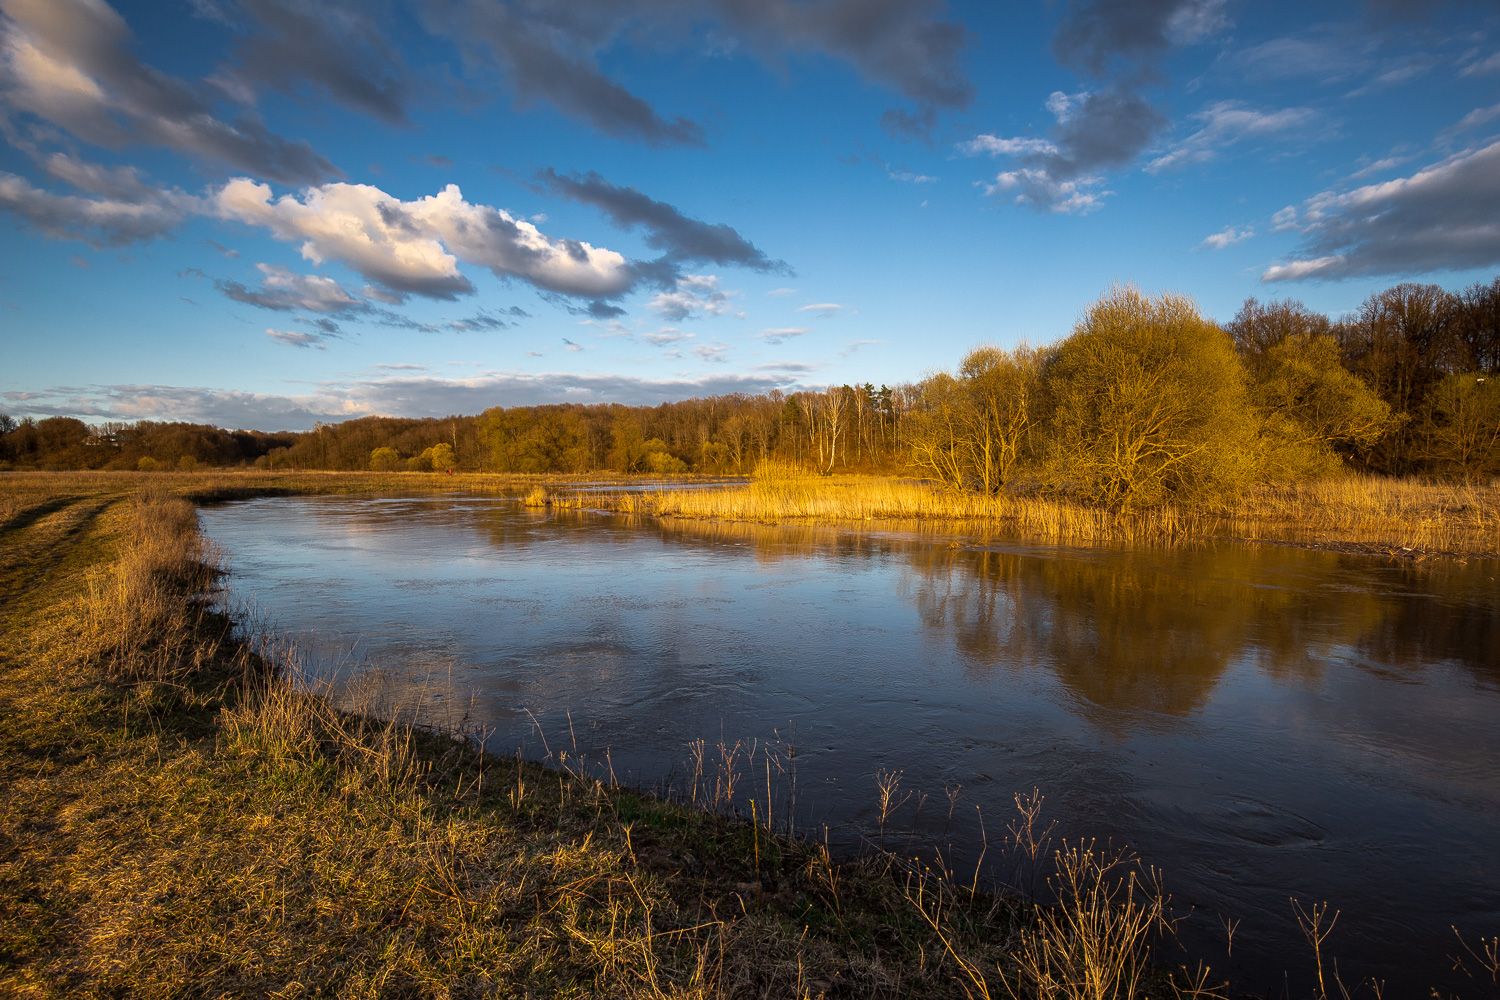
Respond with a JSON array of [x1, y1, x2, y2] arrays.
[[201, 496, 1500, 997], [643, 514, 1500, 722]]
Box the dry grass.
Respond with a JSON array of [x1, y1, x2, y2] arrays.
[[544, 465, 1500, 559], [1220, 476, 1500, 557]]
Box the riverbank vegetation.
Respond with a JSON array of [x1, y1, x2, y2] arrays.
[[550, 461, 1499, 558]]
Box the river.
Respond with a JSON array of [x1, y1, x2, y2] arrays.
[[200, 492, 1500, 997]]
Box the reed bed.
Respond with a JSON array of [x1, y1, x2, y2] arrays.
[[544, 466, 1500, 558]]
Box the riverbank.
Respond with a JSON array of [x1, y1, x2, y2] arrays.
[[0, 477, 1203, 998], [6, 467, 1495, 561]]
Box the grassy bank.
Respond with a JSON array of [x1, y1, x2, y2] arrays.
[[1, 476, 1214, 999], [541, 469, 1500, 560]]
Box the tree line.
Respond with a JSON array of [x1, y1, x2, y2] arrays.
[[4, 277, 1497, 504]]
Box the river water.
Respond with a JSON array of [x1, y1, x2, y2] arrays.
[[200, 493, 1500, 997]]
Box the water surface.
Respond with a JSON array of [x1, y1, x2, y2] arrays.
[[201, 494, 1500, 996]]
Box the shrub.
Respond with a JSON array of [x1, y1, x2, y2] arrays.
[[369, 446, 401, 472], [1046, 286, 1257, 510], [136, 456, 159, 471]]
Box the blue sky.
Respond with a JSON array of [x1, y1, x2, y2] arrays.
[[1, 0, 1497, 429]]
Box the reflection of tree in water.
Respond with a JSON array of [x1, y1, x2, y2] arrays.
[[905, 547, 1259, 724], [481, 506, 1500, 711], [902, 544, 1500, 727]]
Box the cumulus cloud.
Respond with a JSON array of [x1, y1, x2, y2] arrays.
[[1146, 101, 1316, 173], [534, 168, 786, 275], [984, 168, 1108, 214], [0, 169, 191, 245], [0, 0, 337, 184], [648, 274, 737, 321], [1198, 225, 1252, 250], [966, 0, 1232, 213], [969, 87, 1164, 213], [213, 177, 633, 302], [1261, 140, 1500, 281], [422, 0, 972, 146], [218, 262, 364, 313]]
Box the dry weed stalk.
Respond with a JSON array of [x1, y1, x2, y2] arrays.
[[1008, 841, 1169, 1000]]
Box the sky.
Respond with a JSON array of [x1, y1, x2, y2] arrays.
[[1, 0, 1498, 430]]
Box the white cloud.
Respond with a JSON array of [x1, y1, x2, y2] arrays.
[[648, 274, 738, 321], [985, 170, 1107, 214], [1442, 103, 1500, 137], [0, 0, 333, 184], [1198, 226, 1253, 250], [1347, 153, 1418, 181], [1262, 139, 1500, 281], [1046, 90, 1085, 122], [1260, 256, 1346, 281], [795, 302, 846, 317], [756, 327, 808, 344], [958, 135, 1059, 157], [1166, 0, 1229, 45], [692, 343, 730, 363], [213, 178, 632, 302], [1147, 101, 1316, 173], [887, 169, 937, 183], [1270, 205, 1300, 232], [265, 328, 328, 349], [838, 339, 884, 357], [222, 263, 363, 313], [0, 170, 193, 246], [1461, 51, 1500, 77], [765, 287, 797, 297], [640, 328, 694, 345]]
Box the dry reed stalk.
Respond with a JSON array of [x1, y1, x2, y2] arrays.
[[579, 471, 1499, 556]]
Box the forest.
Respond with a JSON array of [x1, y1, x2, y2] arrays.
[[4, 278, 1498, 506]]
